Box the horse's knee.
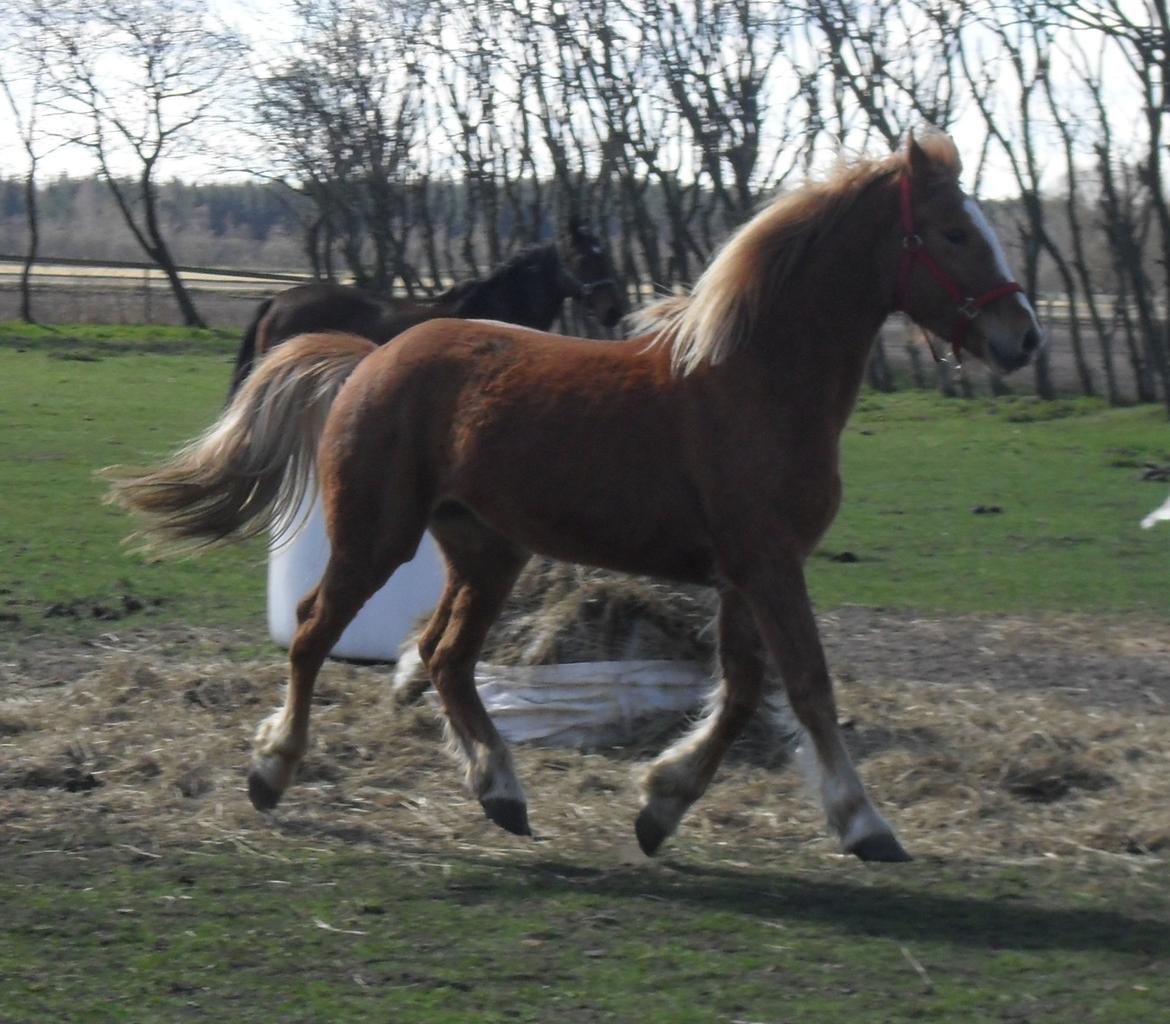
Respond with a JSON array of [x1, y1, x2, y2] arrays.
[[418, 627, 443, 670], [724, 669, 764, 710]]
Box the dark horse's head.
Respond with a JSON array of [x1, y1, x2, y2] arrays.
[[559, 218, 626, 328]]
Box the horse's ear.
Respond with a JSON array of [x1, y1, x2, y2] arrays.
[[905, 129, 962, 182], [906, 130, 930, 180]]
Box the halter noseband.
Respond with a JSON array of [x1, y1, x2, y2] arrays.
[[560, 263, 616, 299], [895, 174, 1024, 364]]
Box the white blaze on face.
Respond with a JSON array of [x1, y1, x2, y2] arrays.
[[962, 197, 1037, 311], [963, 197, 1014, 279]]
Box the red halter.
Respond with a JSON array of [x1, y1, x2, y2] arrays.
[[895, 174, 1024, 364]]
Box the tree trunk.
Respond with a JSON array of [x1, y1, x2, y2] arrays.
[[19, 166, 39, 323]]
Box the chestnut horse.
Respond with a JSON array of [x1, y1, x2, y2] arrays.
[[226, 219, 625, 397], [107, 133, 1041, 861]]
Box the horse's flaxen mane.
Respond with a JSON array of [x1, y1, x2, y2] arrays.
[[656, 133, 962, 375]]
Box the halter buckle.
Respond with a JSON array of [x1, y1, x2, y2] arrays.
[[902, 234, 924, 253], [957, 298, 980, 320]]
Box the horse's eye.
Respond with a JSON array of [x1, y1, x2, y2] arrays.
[[942, 228, 969, 245]]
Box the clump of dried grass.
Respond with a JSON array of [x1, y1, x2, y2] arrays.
[[835, 675, 1170, 862], [394, 558, 719, 680]]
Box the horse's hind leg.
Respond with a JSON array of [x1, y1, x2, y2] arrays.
[[636, 588, 766, 855], [426, 510, 530, 834], [248, 515, 429, 811]]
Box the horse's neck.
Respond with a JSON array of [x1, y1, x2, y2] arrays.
[[504, 251, 566, 329], [733, 222, 895, 433], [445, 251, 558, 329]]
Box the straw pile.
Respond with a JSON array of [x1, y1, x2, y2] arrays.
[[2, 603, 1168, 867], [397, 558, 719, 667]]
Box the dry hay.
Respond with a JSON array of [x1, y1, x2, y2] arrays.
[[395, 557, 719, 668], [2, 608, 1168, 870]]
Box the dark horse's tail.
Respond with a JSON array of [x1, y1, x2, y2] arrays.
[[227, 296, 273, 400], [104, 332, 376, 550]]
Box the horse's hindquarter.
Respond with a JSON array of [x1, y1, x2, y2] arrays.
[[262, 284, 396, 350]]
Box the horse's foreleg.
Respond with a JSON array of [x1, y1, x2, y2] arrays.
[[636, 588, 765, 855], [389, 582, 456, 707], [738, 554, 910, 862]]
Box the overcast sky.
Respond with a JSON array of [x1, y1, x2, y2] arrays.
[[0, 1, 1149, 201]]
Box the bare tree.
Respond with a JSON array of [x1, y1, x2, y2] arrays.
[[254, 0, 430, 292], [957, 6, 1061, 398], [0, 15, 62, 323], [28, 0, 247, 328], [1045, 0, 1170, 412], [1049, 29, 1122, 404]]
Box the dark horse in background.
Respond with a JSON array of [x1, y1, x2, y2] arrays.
[[227, 219, 626, 396]]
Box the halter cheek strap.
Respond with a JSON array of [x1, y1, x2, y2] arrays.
[[895, 175, 1024, 364]]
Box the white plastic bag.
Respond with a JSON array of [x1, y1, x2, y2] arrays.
[[398, 650, 713, 748]]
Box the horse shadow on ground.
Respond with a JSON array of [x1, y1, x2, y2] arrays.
[[431, 854, 1170, 959]]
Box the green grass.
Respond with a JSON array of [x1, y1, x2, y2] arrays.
[[0, 322, 267, 638], [1, 845, 1166, 1023], [1, 322, 1168, 647], [811, 392, 1170, 615]]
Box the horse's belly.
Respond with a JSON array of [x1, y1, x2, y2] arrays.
[[467, 489, 715, 585]]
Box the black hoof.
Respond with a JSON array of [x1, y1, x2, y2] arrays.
[[481, 797, 532, 837], [634, 807, 671, 857], [846, 833, 913, 863], [247, 769, 283, 812]]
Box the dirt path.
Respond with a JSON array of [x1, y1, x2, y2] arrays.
[[6, 605, 1164, 706], [820, 606, 1170, 710]]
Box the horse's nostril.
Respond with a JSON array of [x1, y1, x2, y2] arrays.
[[1022, 327, 1041, 353]]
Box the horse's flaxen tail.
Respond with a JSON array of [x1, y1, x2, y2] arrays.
[[103, 332, 377, 551], [226, 296, 273, 400]]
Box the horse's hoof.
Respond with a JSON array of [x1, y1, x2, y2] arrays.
[[247, 769, 284, 812], [846, 833, 913, 863], [634, 807, 671, 857], [481, 797, 532, 837]]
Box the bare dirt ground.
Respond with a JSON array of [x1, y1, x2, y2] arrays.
[[2, 608, 1167, 871]]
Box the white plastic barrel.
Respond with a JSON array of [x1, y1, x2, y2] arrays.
[[267, 487, 445, 661]]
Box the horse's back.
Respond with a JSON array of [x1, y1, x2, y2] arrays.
[[260, 283, 398, 350]]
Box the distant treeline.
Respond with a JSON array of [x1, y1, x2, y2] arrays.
[[0, 172, 1123, 297], [0, 176, 306, 269]]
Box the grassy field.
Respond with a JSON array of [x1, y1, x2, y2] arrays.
[[2, 321, 1169, 1023], [0, 323, 268, 641], [1, 321, 1167, 647]]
